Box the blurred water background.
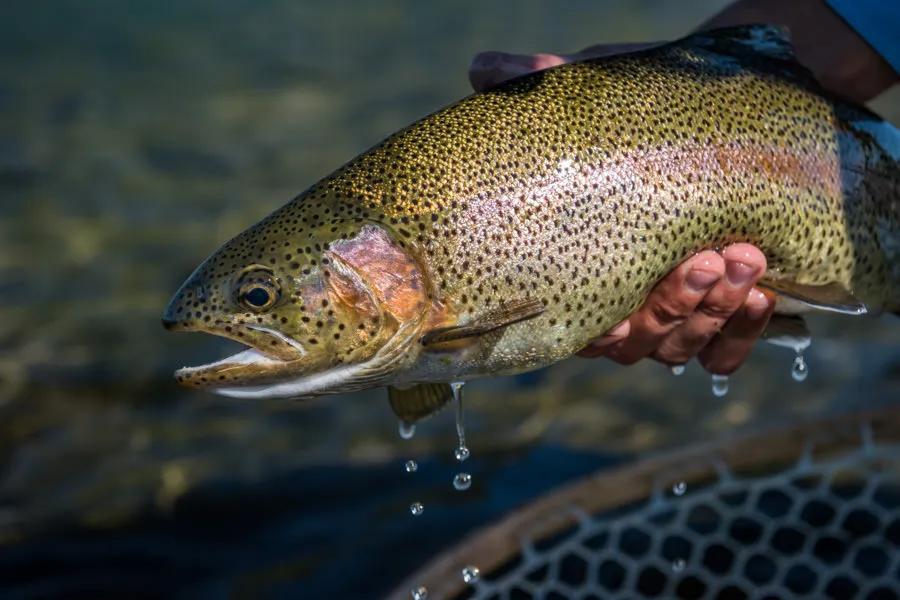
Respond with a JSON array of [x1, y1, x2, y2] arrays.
[[0, 1, 898, 598]]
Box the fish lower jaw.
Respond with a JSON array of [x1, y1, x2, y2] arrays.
[[174, 348, 288, 388]]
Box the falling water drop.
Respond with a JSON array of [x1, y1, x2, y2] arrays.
[[462, 565, 481, 584], [411, 585, 428, 600], [670, 364, 685, 376], [405, 460, 418, 473], [451, 381, 468, 462], [410, 502, 424, 516], [399, 421, 416, 440], [672, 481, 687, 496], [711, 374, 729, 397], [791, 354, 808, 382], [453, 472, 472, 491], [672, 559, 686, 573]]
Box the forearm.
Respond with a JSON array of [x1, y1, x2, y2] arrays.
[[700, 0, 897, 102]]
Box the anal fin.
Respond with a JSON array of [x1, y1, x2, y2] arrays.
[[388, 383, 453, 424], [758, 279, 868, 316], [422, 297, 545, 346]]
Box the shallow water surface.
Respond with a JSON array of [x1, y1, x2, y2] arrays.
[[0, 1, 898, 598]]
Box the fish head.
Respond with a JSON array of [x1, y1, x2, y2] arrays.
[[163, 216, 430, 398]]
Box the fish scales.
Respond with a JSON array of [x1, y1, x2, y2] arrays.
[[163, 26, 899, 400]]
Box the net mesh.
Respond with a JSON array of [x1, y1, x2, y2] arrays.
[[460, 424, 900, 600]]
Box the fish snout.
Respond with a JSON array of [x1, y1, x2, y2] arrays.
[[162, 276, 211, 332]]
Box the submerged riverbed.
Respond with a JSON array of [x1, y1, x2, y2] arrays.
[[1, 1, 898, 597]]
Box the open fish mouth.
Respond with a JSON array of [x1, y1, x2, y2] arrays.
[[172, 325, 308, 390], [175, 316, 425, 400]]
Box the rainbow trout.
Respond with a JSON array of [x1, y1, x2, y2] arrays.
[[163, 25, 899, 422]]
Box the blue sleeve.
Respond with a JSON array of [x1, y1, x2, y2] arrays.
[[826, 0, 900, 73]]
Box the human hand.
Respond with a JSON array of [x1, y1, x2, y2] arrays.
[[576, 245, 774, 375], [468, 52, 774, 374], [469, 43, 654, 92], [469, 0, 898, 103]]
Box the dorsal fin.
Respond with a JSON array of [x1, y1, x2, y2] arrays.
[[677, 24, 796, 62]]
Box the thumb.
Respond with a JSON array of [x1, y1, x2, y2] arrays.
[[468, 51, 567, 92]]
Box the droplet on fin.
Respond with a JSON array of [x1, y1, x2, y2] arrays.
[[399, 421, 416, 440], [711, 374, 729, 397]]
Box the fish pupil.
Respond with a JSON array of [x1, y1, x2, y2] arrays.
[[245, 287, 270, 307]]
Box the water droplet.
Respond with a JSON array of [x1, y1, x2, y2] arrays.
[[711, 374, 729, 397], [411, 585, 428, 600], [462, 565, 480, 584], [453, 472, 472, 491], [791, 354, 808, 382], [451, 381, 471, 465], [410, 502, 424, 516], [670, 364, 685, 376], [672, 481, 687, 496], [398, 421, 415, 440], [405, 460, 418, 473], [672, 559, 686, 572]]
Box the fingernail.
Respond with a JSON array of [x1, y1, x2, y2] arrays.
[[726, 261, 757, 286], [686, 268, 720, 292], [745, 289, 770, 320]]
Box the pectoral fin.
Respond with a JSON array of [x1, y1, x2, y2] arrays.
[[758, 280, 868, 316], [388, 383, 453, 424], [762, 315, 811, 352], [422, 297, 545, 346]]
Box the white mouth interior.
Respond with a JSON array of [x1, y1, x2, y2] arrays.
[[175, 347, 286, 377], [176, 325, 307, 376]]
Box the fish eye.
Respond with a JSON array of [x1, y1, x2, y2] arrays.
[[238, 282, 279, 311], [235, 269, 280, 312]]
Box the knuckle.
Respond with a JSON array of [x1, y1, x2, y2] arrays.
[[698, 302, 737, 321], [648, 299, 690, 328], [656, 331, 712, 365]]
